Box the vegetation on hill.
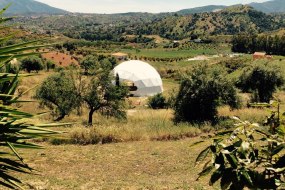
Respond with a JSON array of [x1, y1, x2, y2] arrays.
[[14, 5, 285, 41], [177, 0, 285, 15], [138, 5, 284, 40]]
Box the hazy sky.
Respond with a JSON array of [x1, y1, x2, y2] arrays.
[[36, 0, 269, 14]]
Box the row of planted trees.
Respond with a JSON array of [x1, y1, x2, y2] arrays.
[[232, 33, 285, 55]]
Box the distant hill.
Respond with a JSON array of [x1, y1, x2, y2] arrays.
[[139, 5, 285, 39], [249, 0, 285, 13], [177, 0, 285, 15], [0, 0, 68, 15], [177, 5, 227, 15]]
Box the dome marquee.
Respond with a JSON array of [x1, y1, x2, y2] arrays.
[[113, 60, 163, 97]]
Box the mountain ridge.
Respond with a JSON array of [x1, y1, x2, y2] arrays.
[[0, 0, 68, 15], [177, 0, 285, 15], [0, 0, 284, 16]]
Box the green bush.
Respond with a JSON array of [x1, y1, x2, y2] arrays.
[[237, 61, 284, 103], [174, 65, 240, 123], [20, 56, 44, 73], [46, 60, 56, 71], [148, 93, 168, 109]]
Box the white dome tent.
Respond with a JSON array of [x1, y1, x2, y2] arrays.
[[113, 60, 163, 97]]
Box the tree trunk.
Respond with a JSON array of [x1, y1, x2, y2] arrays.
[[88, 109, 95, 126], [54, 114, 65, 121]]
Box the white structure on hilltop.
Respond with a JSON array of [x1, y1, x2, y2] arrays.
[[113, 60, 163, 97]]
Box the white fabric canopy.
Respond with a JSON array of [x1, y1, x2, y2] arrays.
[[113, 60, 163, 96]]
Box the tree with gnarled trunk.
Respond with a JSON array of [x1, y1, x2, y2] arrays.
[[82, 69, 128, 125], [35, 71, 81, 121]]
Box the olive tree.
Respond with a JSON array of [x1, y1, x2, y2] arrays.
[[174, 65, 240, 123], [35, 71, 81, 121], [82, 63, 128, 125]]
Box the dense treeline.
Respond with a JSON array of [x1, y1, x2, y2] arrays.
[[232, 34, 285, 55]]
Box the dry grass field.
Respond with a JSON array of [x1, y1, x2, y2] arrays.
[[17, 138, 218, 190], [42, 51, 79, 67]]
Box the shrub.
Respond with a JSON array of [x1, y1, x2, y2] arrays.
[[20, 56, 44, 73], [195, 101, 285, 189], [237, 61, 284, 103], [148, 93, 168, 109], [46, 60, 56, 71], [174, 65, 240, 123]]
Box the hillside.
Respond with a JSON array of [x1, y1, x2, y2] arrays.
[[0, 0, 68, 15], [249, 0, 285, 13], [13, 5, 285, 41], [138, 5, 285, 39], [178, 0, 285, 15]]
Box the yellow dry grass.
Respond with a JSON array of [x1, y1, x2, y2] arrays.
[[218, 106, 268, 123], [16, 138, 217, 190]]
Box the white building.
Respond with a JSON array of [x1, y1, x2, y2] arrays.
[[113, 60, 163, 97]]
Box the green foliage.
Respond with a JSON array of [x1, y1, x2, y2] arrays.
[[20, 56, 44, 73], [217, 57, 249, 74], [237, 62, 284, 103], [195, 101, 285, 189], [36, 71, 81, 121], [80, 55, 99, 75], [17, 5, 285, 42], [80, 54, 116, 75], [45, 60, 56, 71], [82, 66, 128, 125], [0, 5, 63, 189], [174, 65, 240, 123], [232, 34, 285, 55], [148, 93, 168, 109]]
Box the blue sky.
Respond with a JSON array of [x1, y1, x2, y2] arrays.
[[36, 0, 268, 13]]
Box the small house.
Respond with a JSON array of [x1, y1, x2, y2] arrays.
[[253, 52, 273, 60]]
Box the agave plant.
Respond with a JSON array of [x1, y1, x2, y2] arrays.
[[0, 5, 63, 189], [195, 100, 285, 189]]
